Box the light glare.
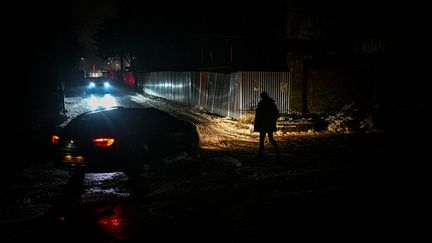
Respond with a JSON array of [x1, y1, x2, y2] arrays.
[[86, 94, 117, 110]]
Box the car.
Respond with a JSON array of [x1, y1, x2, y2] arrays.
[[51, 107, 199, 177], [83, 77, 113, 97]]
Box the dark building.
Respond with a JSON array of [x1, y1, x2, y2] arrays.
[[95, 0, 289, 72]]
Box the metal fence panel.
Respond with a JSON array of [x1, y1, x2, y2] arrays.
[[235, 71, 290, 118], [137, 71, 290, 119]]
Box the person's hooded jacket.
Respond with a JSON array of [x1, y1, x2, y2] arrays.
[[254, 93, 279, 132]]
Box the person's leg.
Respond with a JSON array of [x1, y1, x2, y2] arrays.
[[268, 132, 280, 157], [258, 132, 265, 158]]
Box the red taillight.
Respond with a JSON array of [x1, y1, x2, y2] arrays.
[[52, 135, 59, 144], [92, 138, 115, 147]]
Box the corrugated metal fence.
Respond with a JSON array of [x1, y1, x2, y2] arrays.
[[136, 71, 291, 119]]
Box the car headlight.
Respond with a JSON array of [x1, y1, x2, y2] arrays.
[[104, 82, 111, 88], [88, 82, 96, 88]]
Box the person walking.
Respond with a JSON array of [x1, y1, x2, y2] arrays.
[[254, 91, 280, 159]]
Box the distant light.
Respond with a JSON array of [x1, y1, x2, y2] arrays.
[[104, 82, 111, 88], [101, 94, 117, 108], [89, 71, 103, 77], [88, 82, 96, 88], [86, 94, 117, 110]]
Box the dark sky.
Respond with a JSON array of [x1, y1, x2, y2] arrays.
[[69, 0, 120, 48], [68, 0, 424, 45], [7, 0, 428, 68]]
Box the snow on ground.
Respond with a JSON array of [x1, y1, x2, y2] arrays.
[[129, 93, 321, 151], [61, 91, 145, 127], [2, 89, 387, 240], [62, 90, 358, 154]]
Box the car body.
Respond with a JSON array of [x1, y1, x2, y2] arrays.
[[51, 107, 199, 176], [83, 77, 113, 97]]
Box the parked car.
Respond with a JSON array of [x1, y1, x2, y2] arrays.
[[51, 107, 199, 177], [83, 77, 113, 97]]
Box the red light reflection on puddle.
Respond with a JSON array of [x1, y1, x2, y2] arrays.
[[97, 204, 129, 240]]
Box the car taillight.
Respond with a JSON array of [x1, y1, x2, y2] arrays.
[[52, 135, 59, 144], [92, 138, 115, 147]]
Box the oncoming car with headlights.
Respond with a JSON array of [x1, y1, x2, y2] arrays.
[[83, 77, 113, 97], [51, 107, 200, 177]]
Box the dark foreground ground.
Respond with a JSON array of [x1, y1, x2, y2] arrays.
[[2, 130, 424, 243]]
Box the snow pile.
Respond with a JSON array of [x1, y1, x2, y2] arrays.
[[324, 102, 378, 133], [129, 93, 358, 150], [130, 93, 283, 150], [324, 103, 357, 133], [66, 93, 381, 153], [359, 115, 375, 131]]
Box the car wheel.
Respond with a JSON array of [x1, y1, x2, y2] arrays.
[[123, 158, 144, 178], [65, 169, 85, 194], [124, 142, 149, 177]]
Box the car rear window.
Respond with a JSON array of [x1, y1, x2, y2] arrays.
[[63, 111, 120, 136], [63, 108, 180, 137]]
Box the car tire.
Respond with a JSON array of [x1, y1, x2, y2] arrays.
[[123, 157, 144, 178], [123, 142, 149, 178], [65, 169, 85, 194]]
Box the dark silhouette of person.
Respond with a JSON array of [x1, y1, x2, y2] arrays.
[[254, 91, 280, 159]]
